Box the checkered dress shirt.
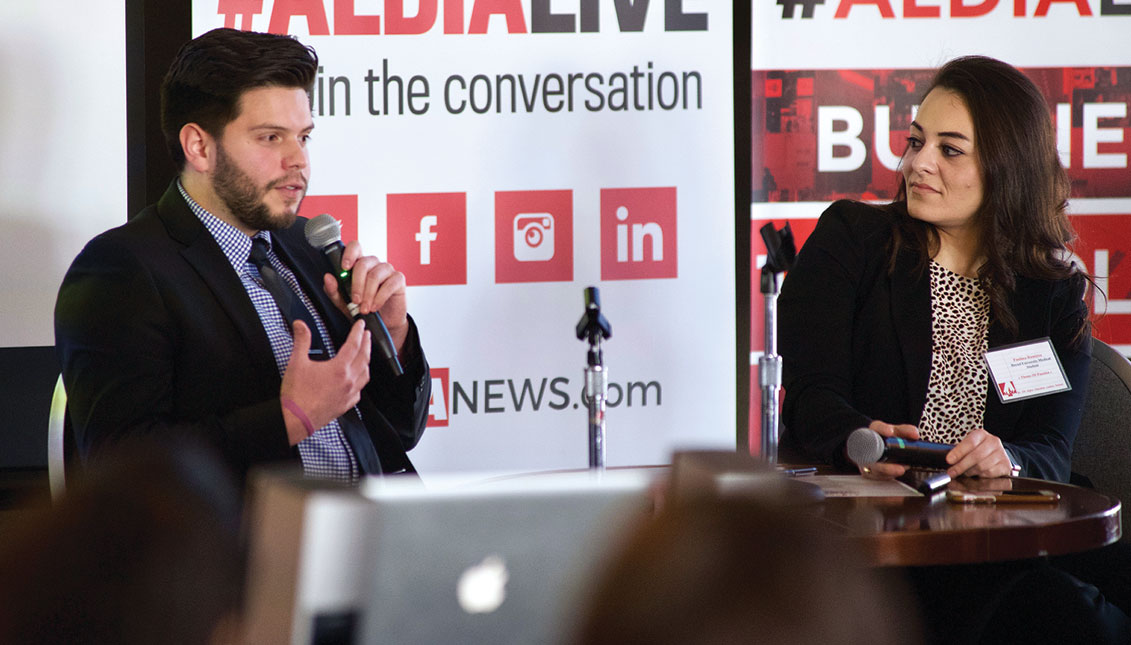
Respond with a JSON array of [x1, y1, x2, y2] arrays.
[[177, 181, 358, 482]]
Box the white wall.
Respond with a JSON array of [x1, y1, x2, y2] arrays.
[[0, 1, 127, 348]]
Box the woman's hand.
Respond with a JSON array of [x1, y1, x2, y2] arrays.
[[857, 420, 921, 480], [945, 428, 1013, 478]]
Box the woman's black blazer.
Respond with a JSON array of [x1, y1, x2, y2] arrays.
[[778, 200, 1090, 482]]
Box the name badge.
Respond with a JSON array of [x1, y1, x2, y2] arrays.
[[984, 338, 1071, 403]]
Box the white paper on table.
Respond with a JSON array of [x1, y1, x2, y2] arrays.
[[808, 475, 921, 498]]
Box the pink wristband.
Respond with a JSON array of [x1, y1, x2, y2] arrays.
[[281, 398, 316, 437]]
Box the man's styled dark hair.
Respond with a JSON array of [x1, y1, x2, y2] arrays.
[[160, 28, 318, 170], [888, 55, 1085, 338]]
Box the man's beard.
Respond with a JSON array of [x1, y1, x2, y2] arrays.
[[212, 144, 302, 232]]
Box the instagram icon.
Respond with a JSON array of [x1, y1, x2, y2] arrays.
[[513, 213, 555, 262], [495, 190, 573, 283]]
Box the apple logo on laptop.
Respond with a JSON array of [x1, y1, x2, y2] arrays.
[[457, 555, 509, 614]]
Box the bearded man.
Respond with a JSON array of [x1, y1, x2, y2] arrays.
[[55, 28, 430, 486]]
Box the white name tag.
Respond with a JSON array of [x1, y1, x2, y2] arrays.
[[984, 338, 1071, 403]]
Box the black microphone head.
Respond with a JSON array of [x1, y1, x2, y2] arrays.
[[304, 213, 342, 249], [584, 286, 601, 312], [846, 427, 885, 466]]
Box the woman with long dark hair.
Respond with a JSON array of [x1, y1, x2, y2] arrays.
[[779, 56, 1089, 483], [778, 56, 1129, 643]]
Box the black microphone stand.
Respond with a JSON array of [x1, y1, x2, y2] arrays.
[[758, 222, 795, 464], [576, 287, 612, 471]]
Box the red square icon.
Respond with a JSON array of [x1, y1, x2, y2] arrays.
[[298, 195, 358, 244], [427, 367, 450, 427], [600, 187, 678, 280], [387, 193, 467, 286], [796, 76, 814, 97], [494, 190, 573, 283], [764, 77, 783, 98]]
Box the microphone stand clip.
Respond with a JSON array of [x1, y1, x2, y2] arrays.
[[758, 222, 795, 464], [576, 287, 612, 471]]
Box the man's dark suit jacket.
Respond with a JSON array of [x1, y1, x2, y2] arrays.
[[778, 200, 1091, 482], [55, 181, 431, 482]]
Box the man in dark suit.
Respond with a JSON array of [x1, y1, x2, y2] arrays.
[[54, 28, 430, 484]]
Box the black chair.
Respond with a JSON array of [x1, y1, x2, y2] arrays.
[[1073, 337, 1131, 542]]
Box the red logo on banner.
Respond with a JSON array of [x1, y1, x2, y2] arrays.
[[777, 0, 1109, 19], [750, 218, 820, 353], [387, 193, 467, 286], [1067, 213, 1131, 348], [218, 0, 261, 30], [600, 187, 678, 280], [226, 0, 708, 35], [752, 66, 1131, 203], [428, 367, 450, 427], [297, 195, 358, 244], [494, 190, 573, 283]]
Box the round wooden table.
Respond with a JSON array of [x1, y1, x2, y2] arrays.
[[517, 457, 1123, 568], [812, 476, 1122, 567]]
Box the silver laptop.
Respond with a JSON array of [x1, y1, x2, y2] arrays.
[[356, 471, 655, 644]]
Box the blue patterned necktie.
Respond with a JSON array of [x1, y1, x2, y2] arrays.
[[247, 236, 383, 474]]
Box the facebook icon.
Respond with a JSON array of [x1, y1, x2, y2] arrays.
[[416, 215, 438, 265], [386, 192, 467, 286]]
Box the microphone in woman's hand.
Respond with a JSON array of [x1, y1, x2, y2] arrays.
[[846, 427, 952, 469]]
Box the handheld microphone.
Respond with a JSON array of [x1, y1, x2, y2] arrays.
[[304, 214, 404, 377], [846, 427, 952, 470]]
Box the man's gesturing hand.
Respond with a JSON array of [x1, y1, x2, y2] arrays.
[[279, 320, 371, 446]]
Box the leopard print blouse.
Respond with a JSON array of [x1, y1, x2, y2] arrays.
[[917, 260, 991, 444]]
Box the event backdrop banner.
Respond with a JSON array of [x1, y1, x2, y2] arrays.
[[749, 1, 1131, 447], [191, 1, 736, 473]]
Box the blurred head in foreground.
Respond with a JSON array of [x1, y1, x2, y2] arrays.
[[573, 496, 920, 645], [0, 438, 243, 645]]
